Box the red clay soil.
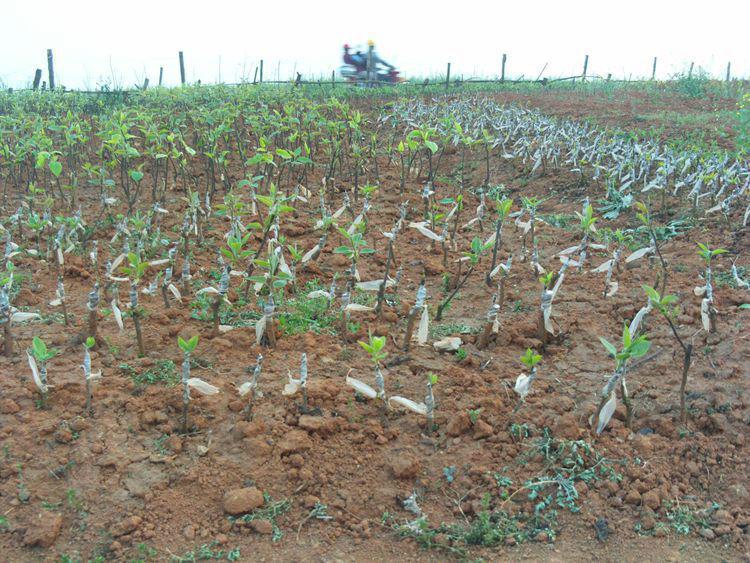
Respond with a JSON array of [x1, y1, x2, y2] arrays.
[[1, 116, 749, 562], [491, 89, 739, 151]]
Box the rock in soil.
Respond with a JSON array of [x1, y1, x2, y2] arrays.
[[222, 487, 265, 515], [110, 515, 143, 537], [23, 512, 63, 548], [389, 454, 422, 479]]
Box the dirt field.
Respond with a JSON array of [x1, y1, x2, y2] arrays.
[[0, 85, 748, 562]]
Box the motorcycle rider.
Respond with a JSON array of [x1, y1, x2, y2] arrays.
[[367, 39, 395, 73], [343, 44, 367, 72]]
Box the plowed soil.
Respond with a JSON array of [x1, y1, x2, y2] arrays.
[[1, 92, 749, 562]]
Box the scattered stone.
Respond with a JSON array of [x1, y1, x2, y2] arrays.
[[624, 489, 642, 505], [54, 427, 74, 444], [183, 525, 196, 540], [642, 490, 660, 510], [250, 519, 274, 535], [222, 487, 264, 515], [446, 412, 471, 437], [110, 515, 142, 537], [552, 412, 581, 440], [0, 399, 20, 414], [298, 415, 340, 436], [389, 455, 421, 479], [633, 434, 654, 456], [23, 512, 63, 547], [714, 509, 733, 525], [234, 420, 266, 439], [123, 462, 168, 498], [278, 430, 313, 455], [165, 435, 183, 453], [472, 419, 493, 440], [433, 337, 462, 352], [699, 527, 715, 540], [140, 410, 168, 425], [641, 515, 656, 531]]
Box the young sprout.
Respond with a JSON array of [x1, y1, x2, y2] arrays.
[[358, 333, 387, 402], [592, 229, 629, 298], [573, 202, 598, 270], [538, 257, 569, 347], [50, 276, 69, 327], [695, 243, 727, 333], [634, 201, 668, 295], [643, 285, 695, 424], [28, 336, 58, 408], [376, 207, 406, 318], [518, 197, 541, 264], [425, 372, 438, 433], [403, 282, 428, 351], [476, 297, 500, 350], [514, 348, 541, 406], [284, 353, 310, 413], [82, 336, 101, 415], [86, 282, 100, 345], [435, 237, 491, 321], [486, 197, 513, 286], [238, 353, 263, 421], [595, 322, 651, 432], [121, 252, 149, 356], [178, 335, 219, 433]]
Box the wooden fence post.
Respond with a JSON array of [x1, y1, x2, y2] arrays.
[[158, 66, 164, 86], [331, 70, 335, 87], [143, 78, 149, 90], [651, 57, 657, 80], [501, 53, 507, 82], [688, 62, 694, 78], [726, 62, 731, 82], [32, 69, 42, 90], [179, 51, 186, 85], [260, 60, 264, 83], [582, 54, 589, 82], [445, 62, 451, 90], [47, 49, 55, 90]]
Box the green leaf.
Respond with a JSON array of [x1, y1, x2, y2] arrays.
[[642, 285, 660, 302], [739, 304, 750, 309], [49, 160, 62, 178], [424, 140, 438, 154], [187, 335, 199, 352], [129, 170, 144, 183], [32, 336, 47, 359], [599, 337, 617, 358], [629, 338, 650, 358], [85, 337, 96, 349]]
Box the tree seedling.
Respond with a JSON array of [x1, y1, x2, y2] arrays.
[[643, 285, 695, 424], [177, 335, 219, 433], [514, 348, 541, 409], [28, 336, 58, 408], [82, 336, 100, 415], [696, 243, 727, 333], [596, 322, 651, 432]]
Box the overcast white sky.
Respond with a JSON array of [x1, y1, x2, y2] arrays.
[[2, 0, 749, 89]]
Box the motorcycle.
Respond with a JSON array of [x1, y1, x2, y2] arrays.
[[339, 65, 404, 85]]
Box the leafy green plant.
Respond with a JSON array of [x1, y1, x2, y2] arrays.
[[28, 336, 58, 407], [597, 322, 651, 432]]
